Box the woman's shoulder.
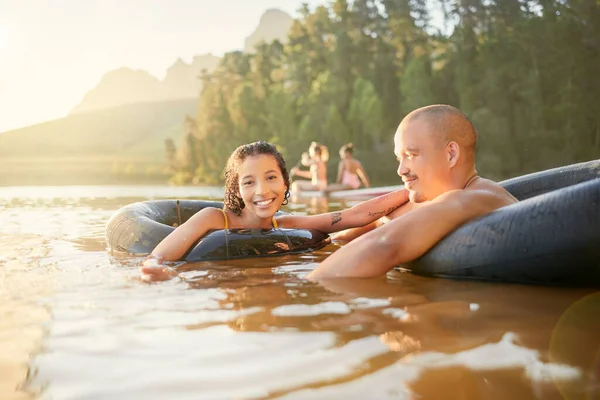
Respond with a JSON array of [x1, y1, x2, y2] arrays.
[[187, 206, 227, 227], [196, 206, 226, 216]]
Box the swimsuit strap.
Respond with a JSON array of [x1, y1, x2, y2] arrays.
[[221, 209, 276, 229], [220, 209, 229, 229]]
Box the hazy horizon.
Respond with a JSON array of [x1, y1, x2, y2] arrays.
[[0, 0, 323, 133]]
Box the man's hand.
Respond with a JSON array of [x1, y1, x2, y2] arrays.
[[331, 221, 380, 242]]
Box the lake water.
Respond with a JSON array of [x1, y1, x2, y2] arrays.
[[1, 185, 598, 400]]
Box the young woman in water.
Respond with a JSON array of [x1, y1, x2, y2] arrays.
[[323, 143, 370, 193], [141, 140, 407, 281]]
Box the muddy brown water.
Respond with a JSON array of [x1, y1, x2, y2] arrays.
[[0, 185, 598, 400]]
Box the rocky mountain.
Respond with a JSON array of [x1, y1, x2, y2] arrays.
[[70, 9, 293, 115], [70, 54, 220, 115], [162, 55, 221, 98], [70, 68, 162, 114], [0, 9, 297, 184], [244, 8, 294, 53]]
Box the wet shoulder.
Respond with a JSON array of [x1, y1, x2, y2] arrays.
[[468, 177, 518, 204], [188, 206, 228, 229]]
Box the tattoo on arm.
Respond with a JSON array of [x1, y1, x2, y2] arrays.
[[368, 205, 401, 218], [331, 212, 342, 226], [386, 205, 401, 214]]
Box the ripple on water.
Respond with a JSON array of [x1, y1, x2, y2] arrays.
[[0, 186, 597, 400], [0, 234, 55, 400]]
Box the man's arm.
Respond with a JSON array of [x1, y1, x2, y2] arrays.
[[331, 195, 418, 242], [307, 189, 509, 279], [277, 188, 409, 233]]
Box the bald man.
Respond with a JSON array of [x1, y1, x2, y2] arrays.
[[308, 104, 518, 279]]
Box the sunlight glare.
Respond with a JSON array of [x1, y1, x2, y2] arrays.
[[0, 20, 15, 50]]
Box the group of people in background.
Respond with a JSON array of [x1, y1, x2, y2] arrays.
[[289, 142, 370, 194]]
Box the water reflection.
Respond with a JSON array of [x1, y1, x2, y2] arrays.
[[288, 195, 331, 215], [1, 185, 598, 400], [166, 260, 599, 399]]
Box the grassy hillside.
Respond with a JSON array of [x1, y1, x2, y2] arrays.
[[0, 99, 196, 185]]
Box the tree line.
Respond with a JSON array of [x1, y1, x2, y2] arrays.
[[171, 0, 600, 185]]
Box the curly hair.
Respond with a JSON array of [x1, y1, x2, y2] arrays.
[[223, 141, 291, 215]]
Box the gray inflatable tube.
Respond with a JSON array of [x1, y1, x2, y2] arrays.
[[105, 200, 330, 262], [403, 159, 600, 286]]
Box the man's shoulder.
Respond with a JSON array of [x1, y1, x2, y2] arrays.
[[386, 178, 516, 222], [467, 177, 517, 203], [469, 177, 503, 190], [436, 179, 517, 209]]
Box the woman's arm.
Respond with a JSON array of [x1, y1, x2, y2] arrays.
[[336, 161, 344, 184], [291, 167, 313, 180], [356, 162, 370, 188], [277, 188, 409, 233], [144, 207, 225, 264]]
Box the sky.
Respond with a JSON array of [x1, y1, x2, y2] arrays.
[[0, 0, 325, 133]]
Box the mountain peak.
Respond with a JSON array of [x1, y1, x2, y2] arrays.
[[71, 9, 295, 114], [70, 69, 162, 114], [171, 58, 188, 67], [244, 9, 293, 53], [261, 8, 293, 23]]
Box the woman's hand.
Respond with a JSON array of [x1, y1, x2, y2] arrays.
[[140, 256, 178, 282], [140, 265, 178, 282]]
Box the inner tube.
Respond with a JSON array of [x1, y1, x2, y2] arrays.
[[501, 158, 600, 201], [106, 200, 330, 262], [403, 159, 600, 286]]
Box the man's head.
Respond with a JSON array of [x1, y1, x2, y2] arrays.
[[394, 104, 478, 203]]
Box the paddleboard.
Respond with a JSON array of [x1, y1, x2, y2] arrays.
[[291, 185, 403, 200]]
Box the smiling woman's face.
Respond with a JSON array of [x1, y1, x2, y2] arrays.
[[237, 154, 287, 219]]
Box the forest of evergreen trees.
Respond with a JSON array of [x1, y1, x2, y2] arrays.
[[173, 0, 600, 185]]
